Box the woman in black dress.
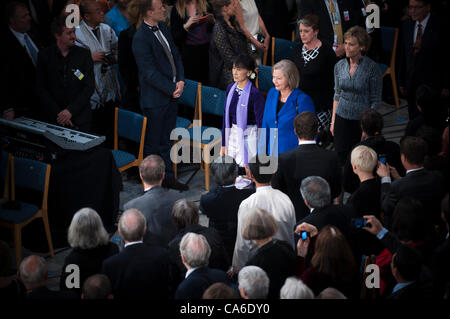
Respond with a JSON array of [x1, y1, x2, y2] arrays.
[[290, 14, 337, 133]]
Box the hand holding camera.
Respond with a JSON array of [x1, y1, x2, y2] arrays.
[[362, 215, 383, 236]]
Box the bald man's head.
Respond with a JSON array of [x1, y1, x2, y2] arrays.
[[118, 209, 147, 242], [19, 255, 48, 290]]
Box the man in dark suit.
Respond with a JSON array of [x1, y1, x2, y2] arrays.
[[272, 112, 342, 221], [36, 14, 94, 132], [101, 209, 173, 299], [200, 155, 255, 259], [175, 233, 231, 299], [377, 136, 446, 227], [398, 0, 449, 120], [132, 0, 187, 190], [123, 155, 184, 247], [299, 0, 364, 57], [1, 1, 42, 120]]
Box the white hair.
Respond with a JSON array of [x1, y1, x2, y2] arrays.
[[179, 233, 211, 268], [280, 277, 315, 299], [68, 207, 109, 249], [19, 255, 47, 287], [238, 266, 269, 299]]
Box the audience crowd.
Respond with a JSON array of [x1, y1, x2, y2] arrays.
[[0, 0, 449, 300]]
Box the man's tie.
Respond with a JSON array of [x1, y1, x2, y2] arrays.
[[153, 26, 177, 80], [413, 23, 423, 56], [328, 0, 343, 44], [93, 27, 101, 41], [24, 34, 38, 65]]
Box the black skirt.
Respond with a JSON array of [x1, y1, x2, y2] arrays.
[[334, 114, 362, 166]]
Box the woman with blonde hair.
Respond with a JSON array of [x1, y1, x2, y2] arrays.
[[170, 0, 215, 83]]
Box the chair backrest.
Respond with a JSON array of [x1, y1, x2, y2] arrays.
[[256, 65, 274, 93], [1, 151, 10, 199], [178, 79, 200, 109], [116, 108, 146, 143], [380, 27, 399, 66], [272, 37, 297, 65], [198, 85, 226, 123], [12, 157, 49, 193]]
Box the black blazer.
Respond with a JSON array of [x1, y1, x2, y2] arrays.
[[1, 28, 41, 117], [123, 186, 184, 247], [175, 267, 231, 300], [200, 185, 254, 259], [431, 237, 450, 298], [36, 44, 94, 131], [246, 239, 297, 299], [132, 22, 184, 110], [346, 178, 381, 218], [381, 168, 446, 226], [299, 0, 364, 47], [101, 243, 172, 299], [398, 14, 448, 92], [168, 224, 230, 286], [59, 242, 119, 293], [271, 144, 342, 221]]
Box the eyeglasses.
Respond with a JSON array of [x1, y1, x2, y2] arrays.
[[407, 5, 425, 10]]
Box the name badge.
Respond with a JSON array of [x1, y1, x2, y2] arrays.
[[74, 69, 84, 80], [343, 11, 350, 21]]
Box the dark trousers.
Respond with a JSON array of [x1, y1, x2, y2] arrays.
[[334, 115, 362, 166], [142, 101, 177, 177]]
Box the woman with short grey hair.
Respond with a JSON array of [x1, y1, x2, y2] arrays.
[[280, 277, 315, 299], [260, 59, 315, 156], [242, 208, 297, 299], [60, 208, 119, 294]]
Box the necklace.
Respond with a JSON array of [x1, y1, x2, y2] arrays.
[[302, 45, 320, 65]]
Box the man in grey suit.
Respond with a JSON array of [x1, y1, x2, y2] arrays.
[[123, 155, 184, 246], [132, 0, 187, 190]]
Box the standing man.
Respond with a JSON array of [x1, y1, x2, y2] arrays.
[[75, 0, 121, 145], [36, 14, 94, 132], [132, 0, 187, 190]]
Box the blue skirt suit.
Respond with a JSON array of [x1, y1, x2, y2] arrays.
[[260, 87, 315, 156]]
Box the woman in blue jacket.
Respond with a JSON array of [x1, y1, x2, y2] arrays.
[[260, 59, 315, 156]]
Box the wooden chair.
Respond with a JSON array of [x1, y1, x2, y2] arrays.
[[112, 107, 147, 172], [0, 156, 54, 267], [176, 79, 201, 129], [378, 27, 400, 109], [271, 37, 297, 65], [256, 64, 274, 96], [172, 85, 225, 190]]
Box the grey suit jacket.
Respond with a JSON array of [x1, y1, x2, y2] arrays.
[[123, 186, 184, 246]]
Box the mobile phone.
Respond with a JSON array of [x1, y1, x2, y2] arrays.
[[378, 154, 387, 165], [198, 15, 208, 21], [352, 218, 367, 229], [301, 231, 309, 240]]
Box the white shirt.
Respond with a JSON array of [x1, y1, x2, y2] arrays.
[[381, 167, 424, 184], [9, 26, 38, 65], [239, 0, 260, 36], [232, 185, 296, 272], [124, 240, 143, 248], [298, 140, 316, 146], [185, 267, 199, 278], [414, 13, 430, 42], [144, 21, 171, 53]]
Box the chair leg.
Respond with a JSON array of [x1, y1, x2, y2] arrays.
[[204, 161, 210, 191], [13, 225, 22, 267], [172, 144, 178, 180], [390, 72, 400, 109], [42, 214, 54, 258]]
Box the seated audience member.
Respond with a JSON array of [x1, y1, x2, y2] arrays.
[[242, 208, 296, 299], [232, 155, 296, 274], [279, 277, 315, 299], [105, 0, 131, 36], [271, 112, 341, 220], [60, 208, 119, 294], [19, 256, 77, 299], [343, 109, 403, 193], [377, 136, 446, 227], [202, 282, 238, 299], [295, 176, 355, 237], [431, 194, 450, 298], [175, 233, 231, 299], [123, 155, 183, 247], [238, 265, 270, 299], [2, 1, 43, 120], [346, 145, 381, 218], [388, 245, 432, 299], [200, 155, 254, 259], [296, 224, 360, 298], [101, 209, 173, 299], [81, 274, 114, 299], [37, 13, 94, 132], [316, 287, 347, 299], [168, 199, 229, 285], [0, 240, 25, 299]]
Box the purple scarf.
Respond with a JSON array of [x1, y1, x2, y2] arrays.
[[224, 80, 252, 165]]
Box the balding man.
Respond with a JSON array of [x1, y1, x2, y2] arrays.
[[81, 274, 113, 299], [101, 209, 173, 298], [19, 255, 77, 299]]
